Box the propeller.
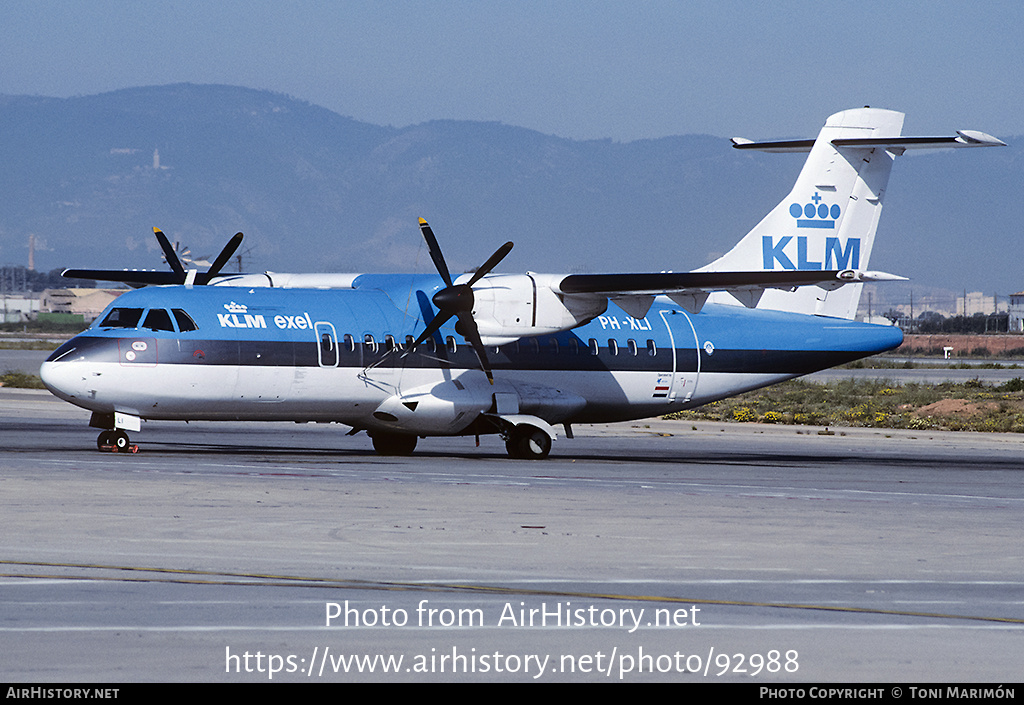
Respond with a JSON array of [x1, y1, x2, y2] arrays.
[[153, 228, 187, 279], [160, 239, 195, 267], [160, 240, 214, 268], [64, 229, 244, 287], [198, 230, 244, 283], [411, 218, 513, 384], [153, 227, 243, 284]]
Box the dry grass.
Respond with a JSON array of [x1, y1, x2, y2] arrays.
[[0, 371, 47, 389], [666, 378, 1024, 433]]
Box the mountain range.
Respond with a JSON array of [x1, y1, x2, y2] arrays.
[[0, 84, 1019, 306]]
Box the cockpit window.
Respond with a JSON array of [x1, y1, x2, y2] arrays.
[[172, 309, 198, 332], [142, 308, 175, 332], [99, 308, 144, 329]]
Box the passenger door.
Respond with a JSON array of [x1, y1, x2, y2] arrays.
[[657, 309, 700, 403]]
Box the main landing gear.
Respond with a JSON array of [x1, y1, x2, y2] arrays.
[[96, 430, 139, 453], [504, 425, 552, 460], [368, 424, 553, 459], [370, 432, 419, 456]]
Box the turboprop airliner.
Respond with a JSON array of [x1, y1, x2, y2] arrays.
[[41, 108, 1004, 458]]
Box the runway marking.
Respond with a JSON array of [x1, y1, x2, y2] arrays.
[[3, 559, 1023, 626], [0, 623, 1019, 633], [4, 623, 1019, 635], [28, 458, 1024, 504]]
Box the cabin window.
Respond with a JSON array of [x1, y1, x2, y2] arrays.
[[608, 339, 619, 356], [627, 339, 638, 356], [142, 308, 175, 332], [529, 338, 540, 354], [589, 338, 599, 356], [548, 337, 559, 354], [343, 334, 355, 352], [405, 335, 415, 349], [647, 339, 657, 357], [446, 336, 458, 353], [384, 334, 396, 352], [172, 309, 198, 332], [99, 308, 144, 329], [364, 334, 378, 353], [568, 338, 579, 355]]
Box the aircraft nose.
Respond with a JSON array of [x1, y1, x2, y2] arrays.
[[39, 359, 84, 402]]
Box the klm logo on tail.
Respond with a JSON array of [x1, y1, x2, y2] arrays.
[[763, 192, 858, 270], [762, 236, 860, 270], [790, 192, 841, 229]]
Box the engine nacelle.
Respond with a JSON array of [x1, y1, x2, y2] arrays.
[[469, 273, 606, 345], [371, 377, 493, 435], [370, 376, 586, 437]]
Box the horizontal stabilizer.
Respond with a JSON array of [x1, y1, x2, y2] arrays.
[[733, 131, 1005, 153], [730, 137, 816, 153]]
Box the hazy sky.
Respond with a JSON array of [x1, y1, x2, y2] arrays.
[[2, 0, 1021, 141]]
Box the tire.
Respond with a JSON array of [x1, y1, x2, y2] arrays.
[[97, 430, 113, 449], [111, 430, 130, 450], [371, 433, 418, 456], [505, 425, 551, 460]]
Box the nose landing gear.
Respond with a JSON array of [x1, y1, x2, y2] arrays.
[[97, 430, 139, 453]]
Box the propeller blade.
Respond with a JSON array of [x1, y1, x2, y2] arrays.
[[457, 310, 495, 384], [200, 232, 244, 282], [153, 228, 186, 279], [418, 218, 453, 288], [411, 311, 454, 349], [467, 241, 513, 287]]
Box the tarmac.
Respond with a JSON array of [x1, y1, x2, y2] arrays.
[[1, 388, 1023, 682]]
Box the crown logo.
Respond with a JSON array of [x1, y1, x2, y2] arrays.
[[224, 301, 248, 314], [789, 192, 840, 229]]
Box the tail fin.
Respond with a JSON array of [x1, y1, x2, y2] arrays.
[[698, 108, 1003, 319]]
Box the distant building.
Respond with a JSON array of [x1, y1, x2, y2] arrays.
[[1, 293, 40, 323], [856, 286, 963, 321], [1010, 292, 1024, 333], [41, 288, 123, 322], [957, 291, 1002, 316]]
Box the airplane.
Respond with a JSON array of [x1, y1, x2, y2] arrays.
[[40, 108, 1005, 459]]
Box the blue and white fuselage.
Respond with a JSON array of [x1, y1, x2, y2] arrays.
[[40, 108, 1004, 458], [42, 278, 900, 432]]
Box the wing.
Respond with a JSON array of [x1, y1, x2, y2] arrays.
[[60, 268, 184, 288], [62, 230, 243, 288], [558, 269, 905, 318]]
